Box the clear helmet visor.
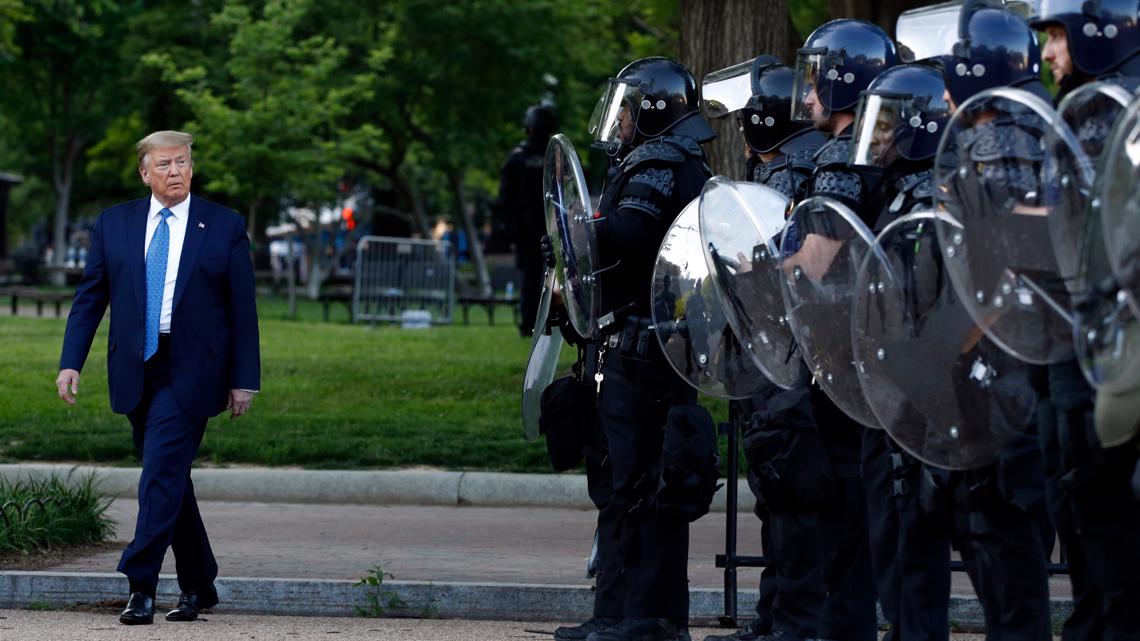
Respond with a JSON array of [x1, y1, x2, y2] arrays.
[[702, 59, 755, 119], [791, 50, 828, 122], [895, 1, 961, 62], [589, 80, 639, 150], [851, 94, 912, 167]]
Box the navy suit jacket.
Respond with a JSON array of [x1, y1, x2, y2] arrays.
[[60, 196, 261, 419]]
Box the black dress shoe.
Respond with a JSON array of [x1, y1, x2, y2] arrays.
[[119, 592, 155, 625], [166, 589, 219, 622]]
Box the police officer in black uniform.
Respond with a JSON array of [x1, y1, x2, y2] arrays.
[[702, 54, 829, 641], [496, 104, 557, 336], [552, 56, 714, 641], [931, 4, 1057, 639], [1028, 2, 1140, 639], [849, 62, 955, 641], [788, 19, 897, 641]]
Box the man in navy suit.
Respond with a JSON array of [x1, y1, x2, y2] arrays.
[[56, 130, 260, 625]]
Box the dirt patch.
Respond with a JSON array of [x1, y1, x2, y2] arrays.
[[0, 541, 124, 571]]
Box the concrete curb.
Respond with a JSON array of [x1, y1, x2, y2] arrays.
[[0, 571, 1072, 630], [0, 464, 756, 513]]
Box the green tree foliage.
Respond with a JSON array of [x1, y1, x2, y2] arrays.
[[0, 0, 29, 59], [0, 0, 138, 275], [791, 0, 830, 39], [0, 0, 686, 266], [145, 0, 356, 237]]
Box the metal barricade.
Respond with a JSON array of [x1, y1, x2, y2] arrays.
[[353, 235, 455, 324], [715, 422, 1070, 627]]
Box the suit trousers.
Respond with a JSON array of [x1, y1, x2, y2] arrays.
[[118, 338, 216, 594]]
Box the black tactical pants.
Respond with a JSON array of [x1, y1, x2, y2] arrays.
[[587, 341, 695, 620], [814, 406, 877, 641], [743, 386, 827, 640], [586, 438, 622, 619], [766, 508, 826, 638], [952, 461, 1052, 641], [1040, 361, 1140, 641], [753, 509, 778, 634], [861, 429, 951, 641]]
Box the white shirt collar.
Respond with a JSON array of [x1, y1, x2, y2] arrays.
[[148, 193, 191, 221]]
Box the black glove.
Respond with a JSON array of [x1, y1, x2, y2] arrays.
[[540, 235, 556, 269]]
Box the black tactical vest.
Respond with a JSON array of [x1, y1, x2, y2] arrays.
[[595, 136, 712, 320]]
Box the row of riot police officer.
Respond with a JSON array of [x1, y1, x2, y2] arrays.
[[537, 2, 1140, 641]]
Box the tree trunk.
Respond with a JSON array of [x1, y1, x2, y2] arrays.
[[449, 170, 490, 296], [394, 169, 433, 238], [50, 183, 70, 286], [247, 199, 259, 243], [49, 133, 82, 286], [680, 0, 803, 179]]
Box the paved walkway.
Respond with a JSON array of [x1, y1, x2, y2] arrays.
[[42, 499, 1071, 599], [0, 610, 1008, 641]]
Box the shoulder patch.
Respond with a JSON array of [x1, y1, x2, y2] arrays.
[[618, 167, 676, 219], [627, 167, 675, 197]]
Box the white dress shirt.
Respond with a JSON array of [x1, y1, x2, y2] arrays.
[[143, 194, 190, 334]]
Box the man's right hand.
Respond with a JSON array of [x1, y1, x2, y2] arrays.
[[56, 369, 80, 405]]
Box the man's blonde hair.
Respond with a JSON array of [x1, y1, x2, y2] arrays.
[[136, 130, 194, 167]]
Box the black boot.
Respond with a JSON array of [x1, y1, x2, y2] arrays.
[[586, 617, 677, 641], [555, 617, 621, 641]]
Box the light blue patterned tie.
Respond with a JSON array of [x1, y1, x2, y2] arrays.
[[144, 208, 173, 361]]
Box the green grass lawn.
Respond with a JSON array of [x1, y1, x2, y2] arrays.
[[0, 295, 730, 471]]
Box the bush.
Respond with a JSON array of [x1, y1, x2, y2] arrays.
[[0, 472, 114, 554]]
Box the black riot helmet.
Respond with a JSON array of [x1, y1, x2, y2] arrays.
[[590, 56, 716, 154], [791, 19, 899, 121], [524, 105, 558, 140], [851, 63, 952, 167], [938, 1, 1047, 105], [1029, 0, 1140, 76], [702, 55, 815, 153]]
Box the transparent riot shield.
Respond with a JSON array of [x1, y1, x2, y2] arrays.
[[1046, 81, 1140, 393], [698, 177, 800, 389], [1074, 204, 1140, 393], [933, 87, 1077, 364], [544, 134, 600, 339], [521, 268, 564, 440], [652, 196, 769, 399], [1098, 95, 1140, 313], [1044, 81, 1128, 293], [853, 212, 1036, 469], [779, 196, 880, 428]]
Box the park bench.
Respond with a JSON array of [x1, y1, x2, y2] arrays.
[[455, 264, 522, 326], [0, 286, 72, 317], [317, 275, 355, 322], [456, 293, 520, 326]]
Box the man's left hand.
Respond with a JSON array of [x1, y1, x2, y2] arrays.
[[227, 389, 254, 419]]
